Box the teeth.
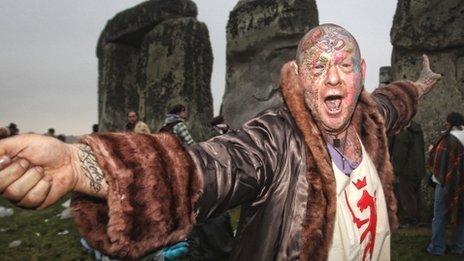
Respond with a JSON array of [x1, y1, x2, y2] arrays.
[[325, 98, 342, 112]]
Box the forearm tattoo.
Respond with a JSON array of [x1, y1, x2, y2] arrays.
[[77, 144, 105, 193]]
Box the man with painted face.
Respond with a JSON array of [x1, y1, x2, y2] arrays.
[[0, 24, 441, 260]]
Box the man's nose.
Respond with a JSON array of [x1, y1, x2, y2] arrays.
[[325, 65, 340, 86]]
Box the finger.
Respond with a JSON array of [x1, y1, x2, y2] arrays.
[[0, 155, 12, 170], [38, 181, 66, 209], [39, 174, 74, 210], [17, 178, 52, 209], [0, 158, 30, 192], [2, 166, 44, 202], [422, 54, 430, 68]]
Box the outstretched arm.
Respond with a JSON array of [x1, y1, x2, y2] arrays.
[[0, 132, 201, 258], [0, 123, 277, 259], [373, 54, 442, 134]]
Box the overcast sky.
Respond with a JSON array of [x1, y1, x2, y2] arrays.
[[0, 0, 397, 135]]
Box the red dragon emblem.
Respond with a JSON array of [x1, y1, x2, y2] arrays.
[[345, 177, 377, 261]]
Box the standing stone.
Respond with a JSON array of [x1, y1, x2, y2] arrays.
[[222, 0, 318, 128], [390, 0, 464, 220], [140, 18, 213, 140], [379, 66, 392, 85], [97, 0, 213, 140], [98, 44, 140, 132], [390, 0, 464, 146]]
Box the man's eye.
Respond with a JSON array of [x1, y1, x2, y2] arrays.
[[341, 63, 351, 68], [314, 64, 324, 69]]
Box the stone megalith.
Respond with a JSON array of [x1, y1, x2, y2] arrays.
[[97, 0, 213, 140], [390, 0, 464, 146], [390, 0, 464, 221], [222, 0, 319, 128], [379, 66, 392, 85]]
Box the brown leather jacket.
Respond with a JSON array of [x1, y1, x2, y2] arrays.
[[72, 63, 418, 260]]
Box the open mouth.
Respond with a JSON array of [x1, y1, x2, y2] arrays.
[[324, 95, 343, 114]]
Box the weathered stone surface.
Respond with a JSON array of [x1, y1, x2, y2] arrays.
[[379, 66, 392, 84], [98, 0, 213, 140], [390, 0, 464, 146], [140, 18, 213, 140], [391, 0, 464, 50], [96, 0, 197, 56], [98, 44, 139, 131], [390, 0, 464, 219], [222, 0, 318, 128]]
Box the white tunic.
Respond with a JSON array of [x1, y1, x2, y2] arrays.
[[328, 141, 391, 261]]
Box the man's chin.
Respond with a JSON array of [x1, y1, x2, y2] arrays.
[[309, 110, 348, 134], [319, 119, 349, 135]]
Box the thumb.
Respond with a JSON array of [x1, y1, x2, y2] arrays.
[[422, 54, 430, 69], [0, 135, 26, 159]]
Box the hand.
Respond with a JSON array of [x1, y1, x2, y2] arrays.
[[414, 54, 442, 97], [0, 134, 78, 209]]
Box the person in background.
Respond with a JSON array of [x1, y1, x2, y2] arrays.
[[46, 128, 56, 137], [0, 123, 19, 139], [161, 104, 194, 145], [390, 121, 426, 227], [57, 135, 66, 143], [427, 112, 464, 256], [125, 111, 150, 134], [0, 128, 8, 140], [92, 124, 99, 133], [8, 123, 19, 136]]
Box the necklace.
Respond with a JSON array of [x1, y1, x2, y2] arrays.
[[330, 129, 350, 171], [333, 128, 348, 150]]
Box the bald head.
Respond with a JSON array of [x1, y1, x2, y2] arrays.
[[296, 24, 361, 68], [295, 24, 366, 134]]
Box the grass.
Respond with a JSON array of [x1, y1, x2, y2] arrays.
[[392, 227, 463, 261], [0, 197, 462, 261], [0, 196, 92, 260]]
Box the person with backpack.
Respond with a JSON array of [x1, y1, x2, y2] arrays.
[[160, 104, 194, 145], [427, 112, 464, 256]]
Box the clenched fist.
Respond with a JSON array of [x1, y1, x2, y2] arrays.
[[0, 134, 107, 209]]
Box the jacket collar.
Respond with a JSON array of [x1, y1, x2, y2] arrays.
[[279, 61, 397, 260]]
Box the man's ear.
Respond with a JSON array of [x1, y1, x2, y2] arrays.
[[361, 59, 366, 80], [290, 61, 299, 75], [361, 59, 367, 87]]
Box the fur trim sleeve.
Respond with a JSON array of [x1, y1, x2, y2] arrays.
[[70, 132, 203, 259], [372, 81, 419, 135]]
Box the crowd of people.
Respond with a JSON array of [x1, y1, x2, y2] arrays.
[[0, 124, 67, 142], [0, 23, 462, 260]]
